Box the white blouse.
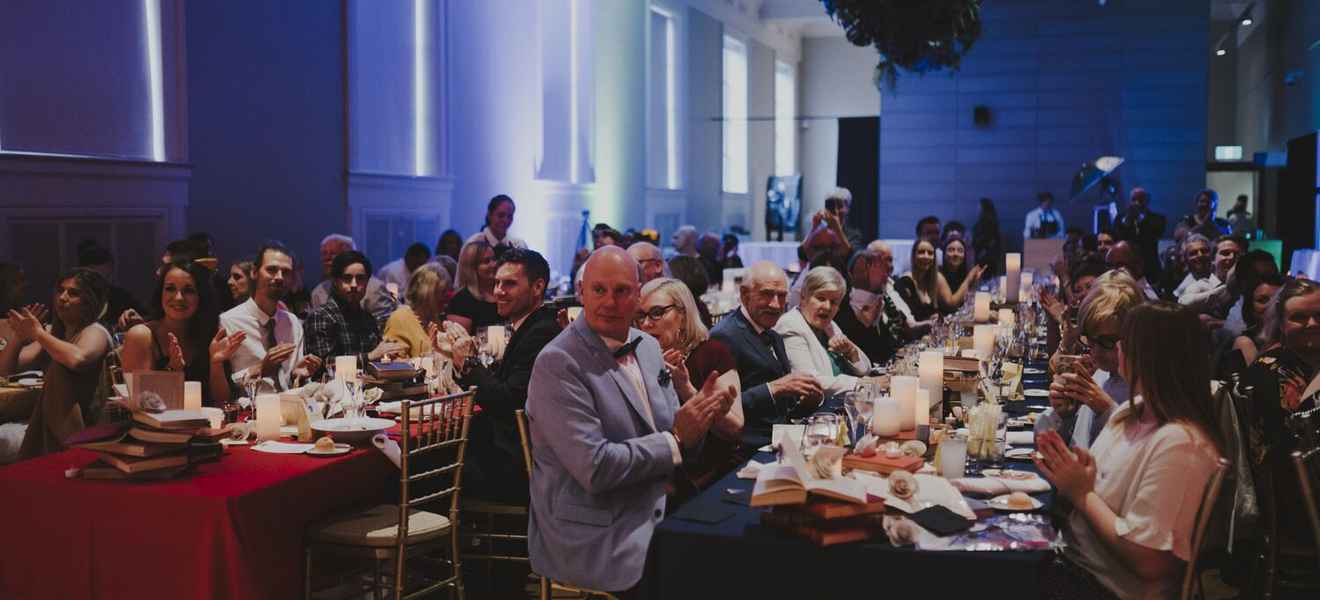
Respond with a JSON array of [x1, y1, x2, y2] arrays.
[[773, 308, 871, 397], [1062, 398, 1220, 600]]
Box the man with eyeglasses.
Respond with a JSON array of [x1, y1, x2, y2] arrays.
[[710, 260, 824, 448], [303, 251, 405, 372], [626, 241, 666, 284]]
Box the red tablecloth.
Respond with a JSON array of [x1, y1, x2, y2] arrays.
[[0, 444, 394, 600]]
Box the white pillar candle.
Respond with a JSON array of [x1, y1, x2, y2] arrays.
[[974, 292, 991, 323], [201, 407, 224, 430], [918, 351, 943, 400], [184, 381, 202, 411], [1020, 271, 1034, 298], [335, 355, 358, 382], [973, 325, 996, 361], [255, 394, 282, 442], [998, 308, 1015, 333], [871, 396, 901, 437], [916, 387, 932, 427], [891, 375, 918, 431], [1005, 253, 1022, 304]]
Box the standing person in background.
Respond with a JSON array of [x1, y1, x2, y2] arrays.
[[1226, 194, 1254, 236], [671, 226, 699, 258], [466, 194, 527, 252], [973, 197, 1003, 277], [1024, 192, 1066, 239], [1180, 189, 1230, 240], [434, 229, 464, 262], [1112, 187, 1167, 283]]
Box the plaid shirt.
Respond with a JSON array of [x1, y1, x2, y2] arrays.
[[303, 294, 382, 364]]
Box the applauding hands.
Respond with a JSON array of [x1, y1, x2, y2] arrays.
[[671, 371, 738, 449]]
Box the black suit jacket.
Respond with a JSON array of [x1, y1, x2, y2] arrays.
[[458, 304, 562, 503], [835, 301, 898, 369], [1113, 210, 1167, 278], [709, 309, 791, 445]]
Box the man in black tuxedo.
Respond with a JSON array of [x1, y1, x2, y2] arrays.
[[709, 260, 823, 448], [1112, 187, 1167, 281], [453, 248, 561, 503]]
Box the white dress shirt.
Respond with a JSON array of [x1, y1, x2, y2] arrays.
[[1023, 206, 1066, 239], [1173, 272, 1219, 301], [465, 228, 528, 250], [1063, 398, 1220, 600], [219, 298, 305, 390], [375, 259, 412, 296], [883, 281, 915, 325]]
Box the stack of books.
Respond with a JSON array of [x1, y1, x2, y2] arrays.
[[759, 498, 887, 547], [67, 410, 228, 479]]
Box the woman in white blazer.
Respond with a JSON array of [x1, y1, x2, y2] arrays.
[[774, 266, 871, 397]]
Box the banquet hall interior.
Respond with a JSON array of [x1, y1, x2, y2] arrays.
[[2, 0, 1319, 599]]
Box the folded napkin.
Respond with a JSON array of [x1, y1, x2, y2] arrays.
[[951, 473, 1051, 495], [737, 459, 771, 480], [372, 433, 402, 468], [1006, 431, 1035, 445], [908, 505, 975, 536]]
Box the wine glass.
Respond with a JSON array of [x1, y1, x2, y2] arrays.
[[802, 413, 841, 453], [475, 327, 494, 368]]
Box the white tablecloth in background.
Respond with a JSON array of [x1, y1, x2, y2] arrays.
[[1291, 249, 1320, 279]]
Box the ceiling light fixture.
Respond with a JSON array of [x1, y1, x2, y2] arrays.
[[1216, 48, 1227, 56], [1241, 18, 1253, 26]]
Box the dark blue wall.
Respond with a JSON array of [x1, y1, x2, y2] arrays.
[[186, 0, 346, 273], [878, 0, 1209, 249]]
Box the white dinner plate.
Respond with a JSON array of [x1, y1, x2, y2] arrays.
[[988, 494, 1044, 511], [1023, 389, 1049, 398], [306, 443, 353, 457], [1023, 368, 1046, 375], [1005, 447, 1037, 460], [16, 378, 42, 388]]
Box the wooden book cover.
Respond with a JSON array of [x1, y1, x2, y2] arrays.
[[73, 437, 185, 458], [96, 451, 189, 474], [132, 409, 211, 430], [841, 453, 924, 475], [80, 459, 189, 480], [751, 440, 867, 507], [783, 498, 887, 521], [760, 511, 879, 547]]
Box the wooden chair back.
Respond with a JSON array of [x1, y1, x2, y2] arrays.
[[1292, 447, 1320, 571], [515, 408, 532, 478], [1181, 457, 1230, 600]]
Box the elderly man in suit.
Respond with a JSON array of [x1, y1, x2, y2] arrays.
[[527, 246, 736, 595], [709, 260, 823, 448]]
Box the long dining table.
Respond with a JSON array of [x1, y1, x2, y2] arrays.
[[646, 363, 1056, 599]]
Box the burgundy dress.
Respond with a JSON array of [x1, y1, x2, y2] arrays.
[[673, 338, 740, 502]]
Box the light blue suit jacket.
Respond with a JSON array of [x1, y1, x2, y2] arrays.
[[526, 317, 680, 592]]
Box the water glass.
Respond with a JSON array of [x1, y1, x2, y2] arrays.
[[803, 413, 841, 452], [939, 435, 968, 479]]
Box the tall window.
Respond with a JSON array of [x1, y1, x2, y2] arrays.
[[722, 35, 747, 194], [647, 7, 679, 189], [774, 60, 796, 176]]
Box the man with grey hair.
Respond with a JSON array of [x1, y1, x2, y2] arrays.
[[710, 260, 824, 447], [1172, 233, 1214, 300], [627, 241, 666, 284], [310, 233, 397, 325], [671, 225, 699, 258]]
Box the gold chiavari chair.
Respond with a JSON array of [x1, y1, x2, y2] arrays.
[[1181, 457, 1229, 600], [305, 389, 474, 600]]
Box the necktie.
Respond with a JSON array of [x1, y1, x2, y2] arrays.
[[613, 337, 643, 359], [761, 330, 790, 374], [263, 318, 277, 350]]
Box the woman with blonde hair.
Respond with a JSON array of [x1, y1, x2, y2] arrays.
[[774, 266, 871, 396], [446, 240, 499, 334], [383, 262, 453, 358], [1037, 302, 1223, 600]]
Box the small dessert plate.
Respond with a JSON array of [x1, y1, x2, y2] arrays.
[[306, 443, 353, 457], [1005, 447, 1037, 460], [988, 494, 1043, 511], [1023, 368, 1046, 375], [1023, 389, 1050, 398]]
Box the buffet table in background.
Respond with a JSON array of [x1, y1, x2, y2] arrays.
[[0, 444, 393, 600]]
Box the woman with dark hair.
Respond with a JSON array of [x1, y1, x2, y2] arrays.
[[2, 269, 114, 458], [1243, 278, 1320, 548], [1226, 272, 1283, 369], [1037, 302, 1223, 600], [465, 194, 527, 251], [940, 237, 972, 307], [666, 255, 714, 328], [434, 229, 464, 262], [895, 239, 983, 323], [121, 260, 245, 407], [972, 197, 1004, 277]]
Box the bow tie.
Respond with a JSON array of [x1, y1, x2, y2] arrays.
[[613, 337, 643, 359]]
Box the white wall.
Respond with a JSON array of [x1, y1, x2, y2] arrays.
[[799, 37, 880, 231]]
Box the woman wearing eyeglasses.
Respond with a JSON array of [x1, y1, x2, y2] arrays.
[[1046, 271, 1145, 450], [636, 278, 743, 496]]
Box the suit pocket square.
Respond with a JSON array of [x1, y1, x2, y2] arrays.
[[559, 503, 614, 527]]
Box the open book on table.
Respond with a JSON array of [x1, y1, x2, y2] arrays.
[[751, 439, 867, 506]]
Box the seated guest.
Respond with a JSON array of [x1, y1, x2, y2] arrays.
[[697, 232, 723, 285], [449, 249, 560, 503], [121, 260, 244, 407], [719, 233, 744, 271], [667, 255, 713, 328], [1041, 259, 1105, 357], [383, 263, 452, 358], [1047, 273, 1143, 449], [940, 237, 973, 311], [76, 240, 145, 327], [1157, 222, 1191, 297], [776, 266, 871, 397], [375, 242, 431, 297], [446, 240, 500, 334], [836, 251, 907, 366], [434, 228, 464, 262], [1170, 233, 1214, 299], [303, 251, 404, 370], [1243, 278, 1320, 547], [310, 234, 397, 324], [1036, 302, 1224, 600], [942, 220, 967, 244], [466, 194, 527, 251], [916, 215, 942, 246], [219, 242, 322, 391], [1178, 235, 1246, 319], [1227, 272, 1283, 370], [1105, 241, 1160, 301], [636, 277, 743, 493], [283, 256, 314, 319], [2, 269, 112, 458], [225, 260, 254, 309], [710, 261, 823, 446], [526, 246, 736, 594], [671, 225, 699, 257], [866, 240, 921, 338], [895, 239, 984, 323], [626, 241, 666, 284]]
